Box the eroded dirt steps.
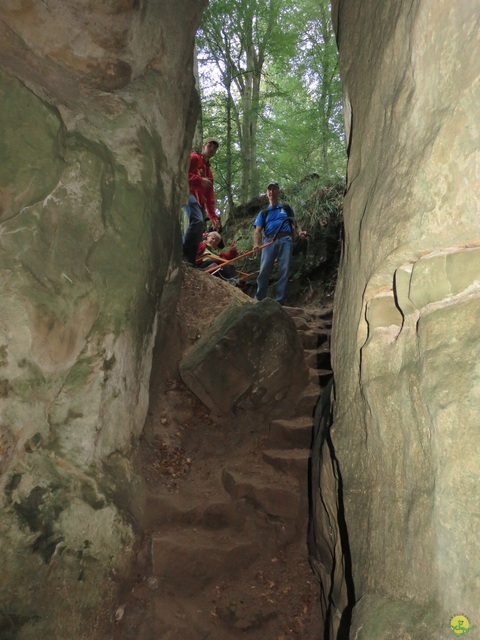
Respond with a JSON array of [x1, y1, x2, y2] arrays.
[[114, 305, 333, 640]]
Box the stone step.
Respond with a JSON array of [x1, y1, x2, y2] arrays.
[[295, 385, 320, 416], [295, 328, 331, 351], [145, 492, 242, 530], [318, 369, 333, 386], [307, 369, 333, 390], [221, 465, 300, 519], [262, 449, 311, 484], [290, 315, 310, 331], [307, 364, 332, 381], [316, 330, 331, 348], [298, 328, 322, 350], [317, 349, 332, 369], [311, 307, 333, 323], [268, 416, 313, 449], [284, 305, 310, 320], [284, 305, 332, 326], [304, 348, 331, 370], [151, 527, 259, 596], [304, 349, 319, 369], [297, 327, 331, 351]]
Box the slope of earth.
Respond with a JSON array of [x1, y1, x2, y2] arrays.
[[112, 265, 333, 640]]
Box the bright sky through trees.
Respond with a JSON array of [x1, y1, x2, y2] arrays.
[[196, 0, 346, 213]]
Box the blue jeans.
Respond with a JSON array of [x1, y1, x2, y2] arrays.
[[255, 235, 293, 304], [182, 194, 204, 264]]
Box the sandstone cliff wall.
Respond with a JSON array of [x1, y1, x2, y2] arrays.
[[0, 2, 204, 637], [311, 1, 480, 638]]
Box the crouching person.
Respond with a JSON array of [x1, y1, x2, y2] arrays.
[[197, 232, 238, 283]]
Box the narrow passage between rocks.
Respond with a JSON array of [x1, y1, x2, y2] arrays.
[[114, 271, 333, 640]]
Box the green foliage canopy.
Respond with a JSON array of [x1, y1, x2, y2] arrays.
[[197, 0, 346, 215]]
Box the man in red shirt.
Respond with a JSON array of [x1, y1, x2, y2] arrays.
[[182, 137, 221, 264]]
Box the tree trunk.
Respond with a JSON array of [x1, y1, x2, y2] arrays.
[[192, 42, 203, 149], [225, 75, 235, 219]]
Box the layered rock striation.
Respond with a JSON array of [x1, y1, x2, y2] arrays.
[[310, 1, 480, 638]]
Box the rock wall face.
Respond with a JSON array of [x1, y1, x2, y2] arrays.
[[312, 1, 480, 638], [0, 2, 203, 637]]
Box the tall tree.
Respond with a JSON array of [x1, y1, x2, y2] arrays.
[[257, 0, 345, 183], [301, 0, 344, 175], [192, 44, 204, 150]]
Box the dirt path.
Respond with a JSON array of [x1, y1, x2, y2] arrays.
[[113, 270, 332, 640]]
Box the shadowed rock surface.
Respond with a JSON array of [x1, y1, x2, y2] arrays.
[[0, 2, 203, 637]]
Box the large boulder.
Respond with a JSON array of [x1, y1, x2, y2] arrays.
[[179, 299, 309, 417]]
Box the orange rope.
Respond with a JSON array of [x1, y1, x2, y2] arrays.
[[200, 240, 273, 274]]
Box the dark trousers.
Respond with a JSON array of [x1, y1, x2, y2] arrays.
[[182, 194, 204, 264], [200, 259, 237, 280]]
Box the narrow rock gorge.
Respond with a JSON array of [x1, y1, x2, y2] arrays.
[[0, 1, 478, 640]]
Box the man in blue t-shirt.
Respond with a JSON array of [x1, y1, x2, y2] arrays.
[[253, 180, 307, 305]]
